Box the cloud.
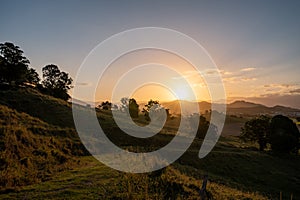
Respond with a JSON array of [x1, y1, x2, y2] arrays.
[[76, 82, 92, 87], [241, 67, 256, 72], [221, 70, 233, 75], [241, 77, 257, 81], [263, 83, 296, 89], [218, 67, 259, 84], [256, 83, 300, 98], [290, 88, 300, 94], [223, 76, 257, 83], [205, 69, 219, 75]]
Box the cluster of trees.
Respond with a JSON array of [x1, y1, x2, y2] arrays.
[[120, 97, 140, 118], [39, 64, 72, 100], [142, 99, 170, 121], [0, 42, 72, 100], [240, 115, 300, 154], [98, 98, 214, 139], [0, 42, 39, 85], [98, 98, 171, 121]]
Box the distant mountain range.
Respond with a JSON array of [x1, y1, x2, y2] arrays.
[[71, 98, 300, 117], [226, 100, 300, 116], [161, 100, 300, 117]]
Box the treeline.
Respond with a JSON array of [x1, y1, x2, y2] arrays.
[[97, 98, 170, 121], [0, 42, 72, 100], [240, 115, 300, 154], [97, 98, 215, 139]]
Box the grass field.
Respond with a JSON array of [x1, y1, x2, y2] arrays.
[[0, 88, 299, 199], [1, 156, 270, 200]]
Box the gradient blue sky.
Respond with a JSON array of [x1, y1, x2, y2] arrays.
[[1, 0, 300, 108]]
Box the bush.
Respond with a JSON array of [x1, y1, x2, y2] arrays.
[[269, 115, 300, 154], [240, 115, 271, 151]]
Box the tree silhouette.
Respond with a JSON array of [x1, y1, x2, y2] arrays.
[[142, 99, 160, 121], [0, 42, 41, 87], [41, 64, 72, 100], [120, 97, 139, 118], [26, 68, 40, 85], [99, 101, 112, 110], [240, 115, 271, 151], [129, 98, 139, 118], [269, 115, 300, 153], [141, 99, 171, 121], [0, 42, 30, 84]]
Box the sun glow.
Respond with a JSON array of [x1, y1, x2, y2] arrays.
[[131, 84, 176, 102], [130, 83, 202, 102], [173, 84, 196, 101]]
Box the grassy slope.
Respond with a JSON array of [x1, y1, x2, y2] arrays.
[[0, 87, 74, 128], [0, 88, 299, 199], [1, 157, 268, 200], [179, 137, 300, 199], [0, 88, 89, 189]]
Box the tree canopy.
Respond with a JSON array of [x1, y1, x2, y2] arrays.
[[240, 115, 271, 151], [240, 115, 300, 153], [142, 99, 161, 121], [269, 115, 300, 153], [0, 42, 31, 84], [99, 101, 112, 110], [129, 98, 139, 118], [120, 97, 139, 118], [41, 64, 73, 100]]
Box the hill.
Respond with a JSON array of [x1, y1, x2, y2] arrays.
[[162, 100, 212, 115], [1, 87, 300, 199], [161, 99, 300, 117], [0, 87, 74, 128], [0, 104, 87, 189], [228, 100, 263, 108]]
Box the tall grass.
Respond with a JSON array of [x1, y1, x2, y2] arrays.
[[0, 104, 87, 190]]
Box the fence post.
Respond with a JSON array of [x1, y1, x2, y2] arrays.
[[199, 175, 208, 200]]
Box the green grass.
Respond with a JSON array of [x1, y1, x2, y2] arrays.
[[0, 87, 74, 128], [0, 156, 268, 200], [0, 104, 87, 188], [179, 137, 300, 199], [0, 87, 299, 199]]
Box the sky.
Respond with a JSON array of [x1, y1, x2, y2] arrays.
[[1, 0, 300, 108]]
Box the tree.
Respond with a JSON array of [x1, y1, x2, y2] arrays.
[[129, 98, 139, 118], [269, 115, 300, 154], [0, 42, 30, 84], [141, 99, 171, 122], [26, 68, 40, 85], [120, 97, 139, 118], [240, 115, 271, 151], [42, 64, 72, 100], [142, 99, 160, 121], [99, 101, 112, 110]]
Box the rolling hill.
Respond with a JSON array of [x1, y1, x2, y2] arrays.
[[0, 87, 75, 128], [0, 87, 88, 189], [1, 87, 300, 199], [161, 99, 300, 117]]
